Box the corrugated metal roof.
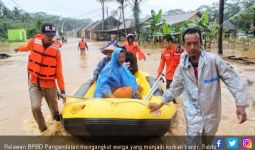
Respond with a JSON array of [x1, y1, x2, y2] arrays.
[[87, 21, 100, 31], [223, 21, 236, 30], [162, 11, 202, 25]]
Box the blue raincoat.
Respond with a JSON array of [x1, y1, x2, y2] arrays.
[[93, 48, 138, 98]]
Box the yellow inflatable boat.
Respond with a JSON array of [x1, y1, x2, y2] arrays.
[[61, 70, 176, 139]]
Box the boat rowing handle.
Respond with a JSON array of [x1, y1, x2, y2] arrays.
[[144, 73, 165, 101]]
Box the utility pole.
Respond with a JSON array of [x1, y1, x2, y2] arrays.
[[107, 6, 109, 29], [218, 0, 224, 54]]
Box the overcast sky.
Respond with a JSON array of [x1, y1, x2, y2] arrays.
[[2, 0, 219, 20]]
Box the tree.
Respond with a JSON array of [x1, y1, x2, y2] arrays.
[[117, 0, 126, 34], [231, 2, 255, 35], [0, 2, 92, 39], [128, 0, 143, 34], [96, 0, 112, 30], [150, 9, 162, 36], [167, 9, 185, 15]]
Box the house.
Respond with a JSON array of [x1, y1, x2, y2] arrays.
[[77, 16, 121, 40], [222, 21, 236, 36], [106, 17, 152, 39], [162, 11, 202, 25]]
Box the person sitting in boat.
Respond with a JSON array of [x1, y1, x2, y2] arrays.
[[91, 45, 116, 84], [93, 47, 142, 99], [120, 46, 138, 75]]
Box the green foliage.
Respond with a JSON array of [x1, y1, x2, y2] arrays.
[[201, 9, 209, 25], [0, 5, 92, 40], [150, 9, 162, 35], [162, 21, 170, 35], [198, 0, 255, 34], [209, 20, 217, 39]]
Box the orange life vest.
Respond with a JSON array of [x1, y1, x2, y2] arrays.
[[27, 34, 61, 80], [158, 45, 183, 80], [79, 40, 86, 49]]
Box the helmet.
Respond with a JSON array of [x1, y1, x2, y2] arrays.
[[126, 34, 134, 40]]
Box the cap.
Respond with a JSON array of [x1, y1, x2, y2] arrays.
[[41, 23, 56, 36]]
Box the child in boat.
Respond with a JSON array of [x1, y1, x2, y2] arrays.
[[120, 46, 138, 75], [93, 47, 142, 99], [91, 45, 116, 84]]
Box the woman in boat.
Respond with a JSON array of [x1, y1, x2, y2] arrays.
[[93, 47, 141, 99]]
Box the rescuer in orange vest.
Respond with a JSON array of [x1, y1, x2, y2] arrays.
[[157, 34, 183, 89], [78, 37, 88, 55], [123, 34, 146, 61], [16, 23, 66, 132]]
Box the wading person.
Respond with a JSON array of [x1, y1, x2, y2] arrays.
[[123, 34, 146, 61], [149, 28, 248, 147], [157, 34, 183, 89], [78, 37, 88, 55], [16, 23, 66, 132], [100, 34, 121, 50]]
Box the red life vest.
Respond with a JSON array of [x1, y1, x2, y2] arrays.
[[79, 40, 86, 49], [27, 34, 61, 80]]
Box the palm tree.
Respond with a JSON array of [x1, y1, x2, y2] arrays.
[[96, 0, 111, 30], [128, 0, 143, 34], [117, 0, 126, 34], [218, 0, 224, 54]]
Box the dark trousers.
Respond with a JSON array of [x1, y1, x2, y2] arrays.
[[166, 80, 172, 89], [166, 80, 176, 103]]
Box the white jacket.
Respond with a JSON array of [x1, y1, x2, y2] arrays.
[[162, 49, 248, 135]]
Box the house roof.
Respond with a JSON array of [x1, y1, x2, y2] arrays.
[[107, 17, 151, 31], [88, 16, 121, 31], [223, 21, 236, 30], [110, 19, 134, 31], [162, 11, 202, 25], [76, 25, 88, 32], [87, 21, 100, 31]]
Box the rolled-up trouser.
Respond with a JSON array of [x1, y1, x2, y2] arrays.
[[184, 129, 217, 150], [166, 80, 172, 89], [80, 48, 86, 55], [29, 83, 59, 132]]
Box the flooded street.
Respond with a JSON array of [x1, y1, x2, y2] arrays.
[[0, 37, 254, 137]]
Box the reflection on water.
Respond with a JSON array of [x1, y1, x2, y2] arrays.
[[0, 42, 25, 53], [79, 55, 89, 69]]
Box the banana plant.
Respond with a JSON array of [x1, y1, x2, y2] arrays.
[[150, 9, 162, 37], [162, 21, 171, 35]]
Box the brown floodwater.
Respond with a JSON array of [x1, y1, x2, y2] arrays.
[[0, 37, 254, 138]]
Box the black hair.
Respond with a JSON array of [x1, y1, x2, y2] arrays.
[[127, 36, 134, 40], [118, 46, 126, 51], [163, 34, 173, 43], [182, 28, 202, 43], [120, 50, 125, 53]]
